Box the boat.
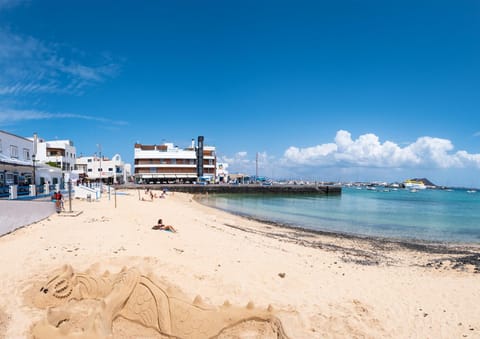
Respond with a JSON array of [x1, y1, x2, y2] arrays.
[[467, 190, 477, 194], [404, 179, 427, 190]]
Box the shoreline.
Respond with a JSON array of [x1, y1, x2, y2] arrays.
[[194, 187, 480, 246], [0, 190, 479, 338], [194, 195, 480, 262]]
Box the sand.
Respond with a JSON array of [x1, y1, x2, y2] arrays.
[[0, 189, 479, 338]]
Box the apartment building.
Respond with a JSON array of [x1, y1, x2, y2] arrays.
[[134, 137, 216, 183], [34, 138, 77, 172], [0, 130, 34, 186], [75, 154, 126, 184]]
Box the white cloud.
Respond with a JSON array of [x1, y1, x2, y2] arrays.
[[0, 108, 127, 125], [0, 0, 23, 10], [0, 27, 122, 128], [284, 143, 337, 165], [0, 30, 118, 96], [282, 130, 480, 170], [219, 151, 251, 168]]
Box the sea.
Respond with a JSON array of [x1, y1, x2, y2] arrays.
[[198, 187, 480, 244]]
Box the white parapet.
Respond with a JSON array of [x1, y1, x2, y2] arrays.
[[74, 185, 100, 201], [29, 184, 36, 196], [9, 185, 17, 200]]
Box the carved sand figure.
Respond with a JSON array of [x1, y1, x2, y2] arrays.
[[30, 265, 289, 338]]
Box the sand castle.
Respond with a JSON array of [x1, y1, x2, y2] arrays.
[[30, 265, 289, 338]]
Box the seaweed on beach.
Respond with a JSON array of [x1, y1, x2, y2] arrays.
[[222, 217, 480, 271], [223, 223, 394, 266], [426, 254, 480, 273], [392, 241, 474, 256]]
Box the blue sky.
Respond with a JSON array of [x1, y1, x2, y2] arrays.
[[1, 0, 480, 186]]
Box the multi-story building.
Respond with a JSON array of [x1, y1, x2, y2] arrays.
[[216, 162, 229, 183], [75, 154, 126, 184], [0, 130, 34, 186], [134, 137, 216, 183], [34, 138, 77, 172]]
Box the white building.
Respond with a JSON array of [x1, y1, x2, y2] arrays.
[[134, 138, 216, 184], [216, 162, 229, 183], [0, 130, 34, 186], [75, 154, 126, 184], [35, 164, 63, 187], [124, 163, 133, 182], [34, 138, 77, 172]]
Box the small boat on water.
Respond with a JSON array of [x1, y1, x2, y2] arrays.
[[467, 190, 477, 194]]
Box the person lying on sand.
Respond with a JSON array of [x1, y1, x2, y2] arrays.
[[152, 219, 177, 232]]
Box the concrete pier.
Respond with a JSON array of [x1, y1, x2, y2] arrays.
[[118, 184, 341, 195]]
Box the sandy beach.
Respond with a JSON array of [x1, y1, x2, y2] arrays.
[[1, 189, 479, 338]]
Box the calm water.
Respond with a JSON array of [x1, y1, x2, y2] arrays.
[[199, 187, 480, 244]]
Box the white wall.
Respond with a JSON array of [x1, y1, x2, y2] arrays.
[[76, 154, 125, 182], [0, 130, 33, 163], [35, 139, 77, 171]]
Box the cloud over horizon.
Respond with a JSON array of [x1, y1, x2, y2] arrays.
[[282, 130, 480, 170]]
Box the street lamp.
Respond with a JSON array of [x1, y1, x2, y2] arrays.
[[32, 154, 36, 196], [33, 132, 38, 196], [97, 144, 102, 190]]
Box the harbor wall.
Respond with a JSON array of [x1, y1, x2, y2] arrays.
[[117, 184, 341, 195]]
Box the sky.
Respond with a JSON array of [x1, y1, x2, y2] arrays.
[[1, 0, 480, 187]]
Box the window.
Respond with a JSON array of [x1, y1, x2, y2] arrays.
[[171, 159, 176, 164], [10, 145, 18, 158], [150, 167, 156, 173], [98, 168, 102, 172], [6, 173, 14, 185], [23, 148, 30, 160], [87, 159, 92, 163], [108, 168, 113, 172], [88, 169, 92, 172]]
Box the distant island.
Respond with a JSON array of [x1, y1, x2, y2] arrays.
[[406, 178, 436, 187]]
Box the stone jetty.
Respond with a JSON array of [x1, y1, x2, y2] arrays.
[[119, 184, 341, 195]]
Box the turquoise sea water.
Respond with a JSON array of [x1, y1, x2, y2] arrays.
[[199, 187, 480, 244]]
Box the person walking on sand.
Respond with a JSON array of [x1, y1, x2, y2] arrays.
[[58, 191, 65, 210], [52, 191, 64, 213], [152, 219, 177, 232]]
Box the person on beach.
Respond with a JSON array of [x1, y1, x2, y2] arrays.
[[152, 219, 176, 232], [51, 191, 64, 213]]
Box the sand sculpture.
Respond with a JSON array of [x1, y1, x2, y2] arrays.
[[30, 265, 289, 338]]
